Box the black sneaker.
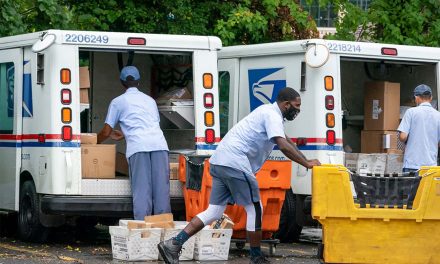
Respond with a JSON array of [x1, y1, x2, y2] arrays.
[[250, 254, 270, 264], [158, 239, 182, 264]]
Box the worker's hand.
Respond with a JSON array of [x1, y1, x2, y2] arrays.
[[110, 130, 124, 141], [306, 159, 321, 169]]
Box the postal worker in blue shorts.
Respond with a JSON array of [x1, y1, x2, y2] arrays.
[[158, 87, 321, 264], [98, 66, 171, 220]]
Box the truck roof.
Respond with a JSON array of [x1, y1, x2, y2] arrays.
[[218, 38, 440, 62], [0, 29, 222, 51]]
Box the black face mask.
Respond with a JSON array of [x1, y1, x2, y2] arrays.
[[283, 106, 300, 121]]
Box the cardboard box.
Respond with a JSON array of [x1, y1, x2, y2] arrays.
[[386, 154, 404, 174], [127, 221, 148, 230], [80, 133, 97, 144], [79, 66, 90, 89], [144, 213, 174, 229], [81, 144, 116, 178], [116, 152, 129, 176], [80, 88, 89, 104], [357, 153, 387, 174], [144, 213, 173, 223], [361, 130, 399, 153], [344, 153, 359, 172], [170, 163, 179, 180], [210, 214, 234, 229], [364, 81, 400, 130], [169, 153, 179, 163]]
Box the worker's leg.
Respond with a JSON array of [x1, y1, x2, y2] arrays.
[[244, 202, 264, 258], [151, 150, 171, 214], [129, 152, 153, 220]]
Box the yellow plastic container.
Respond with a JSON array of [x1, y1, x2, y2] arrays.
[[312, 165, 440, 264]]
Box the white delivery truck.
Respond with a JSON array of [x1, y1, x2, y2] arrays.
[[0, 30, 221, 241], [218, 39, 439, 241]]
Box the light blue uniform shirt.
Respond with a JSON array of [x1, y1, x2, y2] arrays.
[[105, 87, 168, 158], [210, 102, 285, 177], [398, 102, 440, 169]]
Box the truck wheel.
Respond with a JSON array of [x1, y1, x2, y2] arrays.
[[274, 189, 303, 243], [18, 181, 49, 242]]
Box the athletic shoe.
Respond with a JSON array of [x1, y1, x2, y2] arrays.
[[250, 254, 271, 264], [158, 239, 181, 264]]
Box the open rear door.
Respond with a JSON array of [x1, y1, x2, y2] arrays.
[[217, 58, 239, 137], [0, 48, 23, 211]]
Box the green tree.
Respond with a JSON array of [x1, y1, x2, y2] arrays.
[[0, 0, 72, 37], [325, 0, 440, 47]]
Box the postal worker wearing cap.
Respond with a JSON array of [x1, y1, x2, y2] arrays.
[[398, 84, 440, 172], [98, 66, 171, 220]]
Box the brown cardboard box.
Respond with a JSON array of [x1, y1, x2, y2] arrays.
[[80, 88, 89, 104], [81, 144, 116, 178], [127, 220, 148, 230], [79, 66, 90, 89], [364, 82, 400, 130], [361, 130, 399, 153], [169, 163, 179, 180], [144, 213, 173, 223], [80, 133, 97, 144], [116, 152, 129, 176], [144, 213, 174, 229]]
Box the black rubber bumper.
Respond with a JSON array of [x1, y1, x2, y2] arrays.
[[41, 195, 185, 218]]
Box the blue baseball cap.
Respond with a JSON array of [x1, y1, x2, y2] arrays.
[[414, 84, 432, 96], [120, 66, 140, 81]]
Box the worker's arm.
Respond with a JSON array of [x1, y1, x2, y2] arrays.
[[97, 124, 112, 143], [274, 136, 321, 169], [399, 131, 408, 143], [285, 134, 308, 161]]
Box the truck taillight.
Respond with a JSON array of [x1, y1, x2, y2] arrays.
[[61, 108, 72, 123], [61, 89, 71, 104], [205, 129, 215, 144], [203, 73, 213, 89], [62, 126, 72, 141], [60, 68, 71, 84], [326, 130, 336, 145], [127, 37, 146, 45], [204, 93, 214, 108], [381, 47, 397, 56], [326, 113, 335, 128], [205, 111, 214, 127], [325, 95, 334, 110], [324, 76, 333, 91]]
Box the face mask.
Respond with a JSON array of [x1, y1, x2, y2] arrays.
[[283, 106, 300, 121]]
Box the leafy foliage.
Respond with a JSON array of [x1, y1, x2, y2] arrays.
[[325, 0, 440, 47], [0, 0, 318, 46]]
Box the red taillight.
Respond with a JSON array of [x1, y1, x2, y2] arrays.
[[381, 47, 397, 56], [61, 89, 71, 104], [325, 95, 334, 110], [62, 126, 72, 141], [205, 129, 215, 144], [297, 137, 308, 146], [326, 130, 336, 145], [127, 37, 146, 45], [204, 93, 214, 108]]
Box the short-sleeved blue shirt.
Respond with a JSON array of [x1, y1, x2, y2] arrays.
[[209, 102, 285, 177], [105, 87, 168, 158], [398, 102, 440, 169]]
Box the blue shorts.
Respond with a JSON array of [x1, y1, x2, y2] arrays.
[[209, 164, 260, 206]]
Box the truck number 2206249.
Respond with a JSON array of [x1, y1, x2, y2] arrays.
[[64, 34, 109, 44]]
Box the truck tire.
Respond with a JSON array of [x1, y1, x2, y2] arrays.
[[18, 181, 49, 242], [274, 189, 303, 243]]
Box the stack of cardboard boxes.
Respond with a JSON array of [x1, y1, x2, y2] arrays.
[[79, 66, 90, 104], [361, 81, 402, 154], [81, 133, 116, 179], [346, 81, 405, 174]]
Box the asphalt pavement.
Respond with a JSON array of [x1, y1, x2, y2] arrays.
[[0, 225, 322, 264]]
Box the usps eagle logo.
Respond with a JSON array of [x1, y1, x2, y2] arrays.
[[248, 68, 286, 111]]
